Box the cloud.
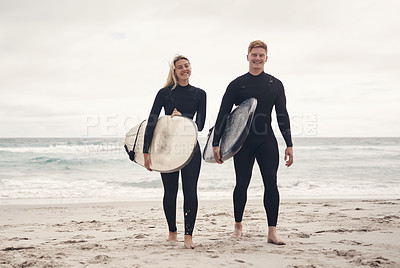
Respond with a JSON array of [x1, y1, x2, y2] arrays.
[[0, 0, 399, 137]]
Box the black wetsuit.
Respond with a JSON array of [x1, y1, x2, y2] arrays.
[[213, 72, 292, 226], [143, 84, 206, 236]]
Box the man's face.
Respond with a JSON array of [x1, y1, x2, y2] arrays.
[[247, 47, 268, 70]]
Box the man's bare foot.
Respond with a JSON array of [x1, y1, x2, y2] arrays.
[[167, 231, 177, 242], [267, 226, 285, 245], [184, 235, 195, 249], [232, 222, 242, 238]]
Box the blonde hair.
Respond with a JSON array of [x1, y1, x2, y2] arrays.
[[248, 40, 268, 54], [164, 55, 190, 90]]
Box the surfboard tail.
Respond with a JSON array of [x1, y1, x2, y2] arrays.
[[124, 120, 146, 163], [202, 127, 216, 162]]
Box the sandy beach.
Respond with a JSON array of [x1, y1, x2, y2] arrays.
[[0, 198, 399, 267]]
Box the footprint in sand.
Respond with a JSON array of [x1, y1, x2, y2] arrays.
[[289, 232, 310, 239], [334, 249, 360, 260], [354, 256, 396, 267], [88, 255, 111, 264], [79, 243, 107, 250], [337, 240, 362, 245], [134, 234, 146, 239], [60, 240, 87, 244], [8, 237, 29, 241]]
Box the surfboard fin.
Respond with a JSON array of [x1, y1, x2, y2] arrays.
[[124, 144, 135, 161]]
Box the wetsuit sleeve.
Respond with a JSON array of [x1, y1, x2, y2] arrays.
[[212, 83, 236, 147], [274, 81, 293, 147], [195, 90, 206, 131], [143, 90, 164, 153]]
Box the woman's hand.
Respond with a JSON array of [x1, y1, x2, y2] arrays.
[[285, 147, 294, 167], [144, 153, 152, 171], [171, 108, 182, 118]]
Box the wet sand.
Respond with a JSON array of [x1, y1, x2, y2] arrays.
[[1, 198, 399, 267]]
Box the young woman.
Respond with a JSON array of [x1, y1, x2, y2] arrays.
[[143, 55, 206, 249]]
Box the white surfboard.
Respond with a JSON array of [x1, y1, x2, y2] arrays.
[[203, 98, 257, 163], [124, 116, 198, 173]]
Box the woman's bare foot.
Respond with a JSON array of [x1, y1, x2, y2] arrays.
[[184, 235, 195, 249], [267, 226, 285, 245], [232, 222, 242, 238], [167, 231, 177, 242]]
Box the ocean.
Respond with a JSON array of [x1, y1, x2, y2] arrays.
[[0, 137, 399, 204]]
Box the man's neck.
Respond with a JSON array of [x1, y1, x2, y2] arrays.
[[249, 68, 264, 76]]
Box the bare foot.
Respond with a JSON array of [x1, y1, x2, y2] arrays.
[[184, 235, 195, 249], [167, 231, 177, 242], [267, 226, 285, 245], [232, 222, 242, 238]]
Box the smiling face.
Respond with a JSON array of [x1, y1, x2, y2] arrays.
[[174, 59, 191, 84], [247, 47, 268, 74]]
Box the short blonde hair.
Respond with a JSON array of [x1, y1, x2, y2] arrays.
[[164, 55, 190, 90], [248, 40, 268, 54]]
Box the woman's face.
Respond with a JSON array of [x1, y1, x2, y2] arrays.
[[174, 59, 191, 82]]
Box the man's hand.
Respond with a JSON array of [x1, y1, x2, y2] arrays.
[[213, 146, 224, 164], [284, 147, 293, 167]]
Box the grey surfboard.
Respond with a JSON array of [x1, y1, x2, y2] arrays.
[[203, 98, 257, 163]]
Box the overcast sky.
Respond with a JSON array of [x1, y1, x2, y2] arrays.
[[1, 0, 399, 138]]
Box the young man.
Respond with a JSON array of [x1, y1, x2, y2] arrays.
[[212, 40, 293, 245]]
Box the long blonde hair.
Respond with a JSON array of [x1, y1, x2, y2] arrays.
[[164, 55, 190, 90]]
